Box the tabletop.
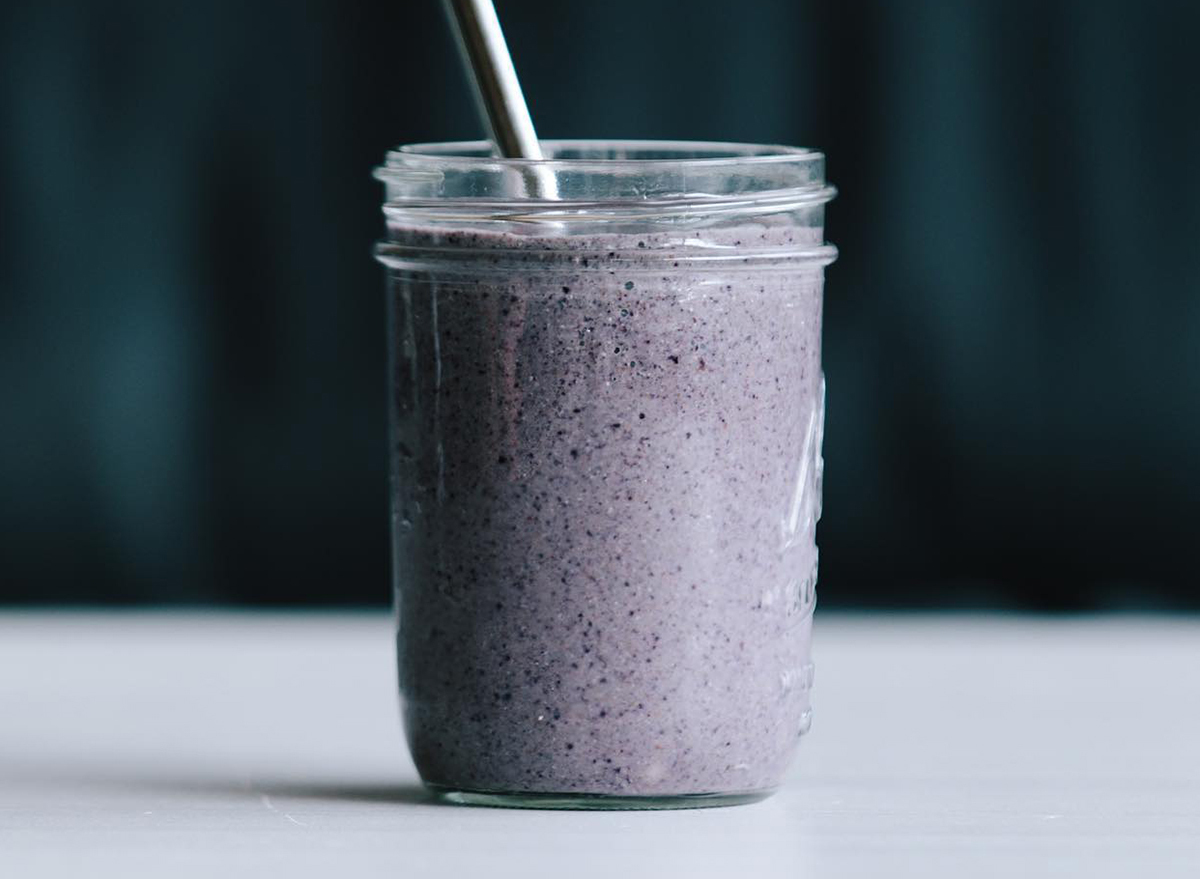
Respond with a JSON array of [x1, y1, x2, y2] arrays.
[[1, 611, 1197, 878]]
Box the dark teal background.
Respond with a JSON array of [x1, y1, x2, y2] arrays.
[[2, 1, 1197, 607]]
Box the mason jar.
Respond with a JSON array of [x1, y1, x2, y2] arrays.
[[375, 141, 836, 809]]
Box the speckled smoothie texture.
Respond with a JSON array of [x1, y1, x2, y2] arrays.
[[387, 222, 825, 797]]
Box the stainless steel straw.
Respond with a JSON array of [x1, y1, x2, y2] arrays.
[[441, 0, 546, 162]]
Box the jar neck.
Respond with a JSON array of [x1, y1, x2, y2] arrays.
[[375, 140, 836, 230]]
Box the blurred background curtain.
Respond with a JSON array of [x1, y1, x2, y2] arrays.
[[2, 0, 1197, 607]]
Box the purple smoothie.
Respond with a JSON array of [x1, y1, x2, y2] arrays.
[[386, 220, 826, 800]]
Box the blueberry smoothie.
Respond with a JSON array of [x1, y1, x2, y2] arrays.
[[385, 218, 828, 802]]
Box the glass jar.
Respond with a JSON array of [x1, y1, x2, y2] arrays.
[[375, 141, 836, 809]]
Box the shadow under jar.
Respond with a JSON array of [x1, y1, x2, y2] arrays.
[[375, 141, 837, 809]]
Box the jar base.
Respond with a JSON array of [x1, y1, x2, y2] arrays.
[[427, 784, 776, 811]]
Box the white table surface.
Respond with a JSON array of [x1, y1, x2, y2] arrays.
[[1, 612, 1197, 878]]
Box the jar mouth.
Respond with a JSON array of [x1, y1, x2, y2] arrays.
[[376, 139, 834, 213], [388, 139, 822, 168]]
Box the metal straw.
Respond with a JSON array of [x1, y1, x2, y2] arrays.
[[442, 0, 544, 158]]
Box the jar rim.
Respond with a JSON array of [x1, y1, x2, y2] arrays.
[[384, 139, 824, 170], [376, 139, 833, 218]]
